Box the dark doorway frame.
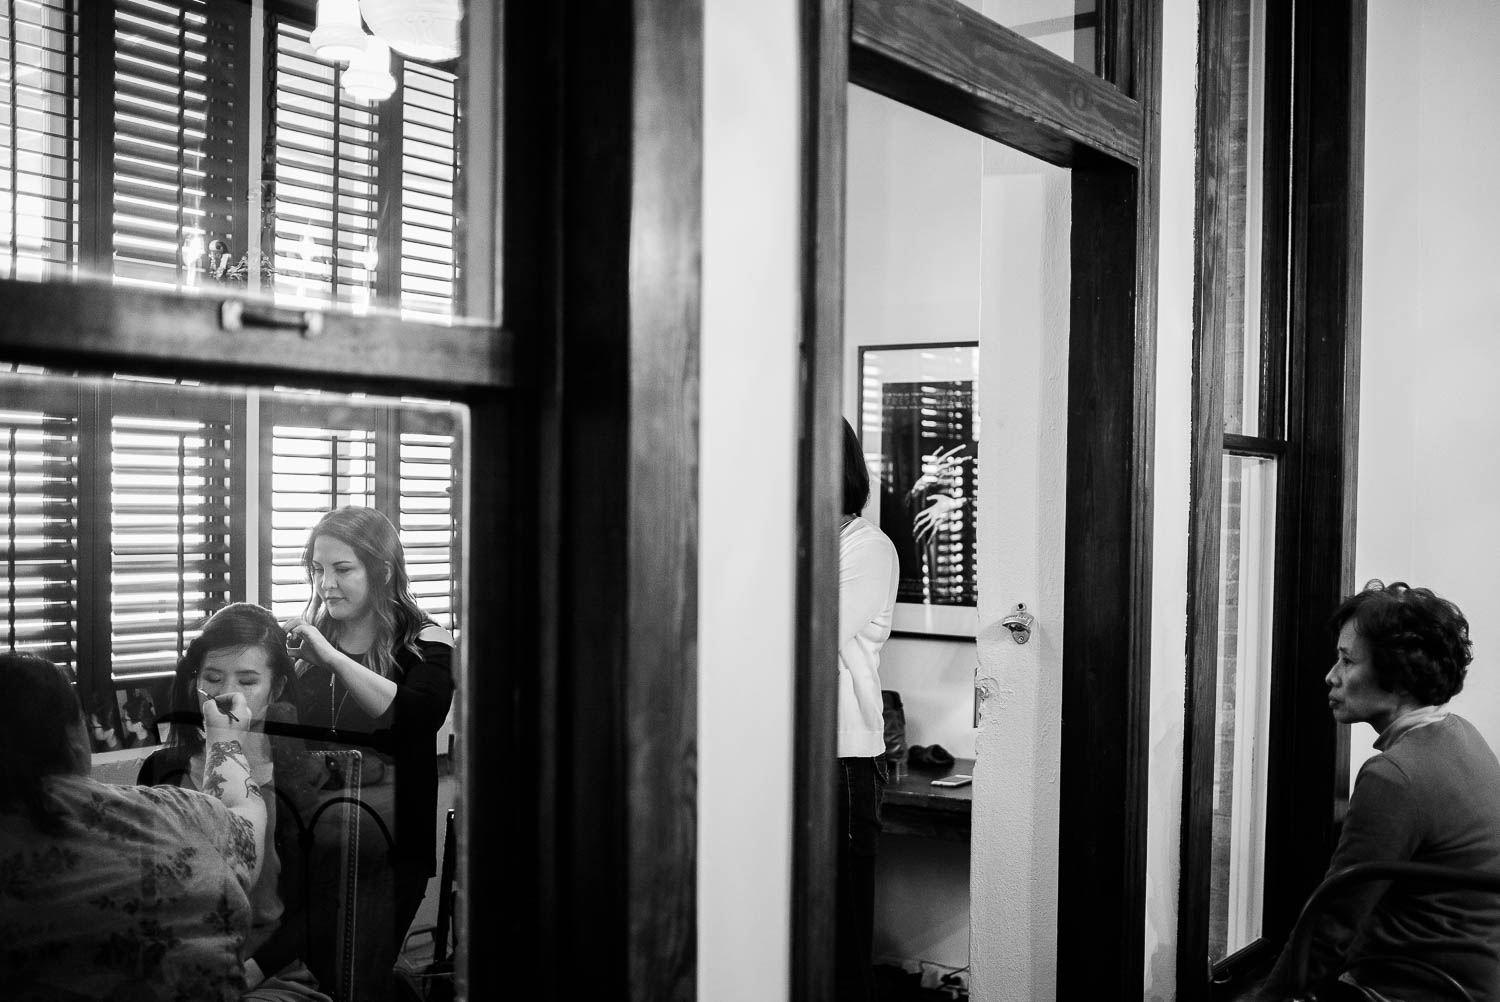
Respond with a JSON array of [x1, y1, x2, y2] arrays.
[[795, 0, 1164, 998]]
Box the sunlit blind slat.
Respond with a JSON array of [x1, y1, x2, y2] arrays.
[[399, 429, 457, 631], [109, 411, 233, 681], [399, 62, 455, 320], [111, 0, 244, 290], [271, 22, 380, 309], [267, 423, 375, 620], [1, 408, 78, 669], [1, 0, 77, 280]]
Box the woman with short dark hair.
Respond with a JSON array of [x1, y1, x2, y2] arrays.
[[835, 418, 899, 1002], [1258, 581, 1500, 1002]]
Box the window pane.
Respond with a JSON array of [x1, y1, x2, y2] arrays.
[[0, 1, 494, 325], [1221, 0, 1268, 436], [1, 365, 468, 997], [1209, 453, 1277, 962], [971, 0, 1099, 75], [0, 0, 78, 280]]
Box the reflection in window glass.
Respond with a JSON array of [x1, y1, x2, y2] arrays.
[[1209, 453, 1276, 963], [0, 0, 78, 280], [1221, 0, 1267, 437], [977, 0, 1098, 74], [0, 366, 464, 998], [0, 1, 470, 322]]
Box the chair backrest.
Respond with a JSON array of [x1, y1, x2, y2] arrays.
[[276, 748, 367, 1002], [1285, 861, 1500, 1002]]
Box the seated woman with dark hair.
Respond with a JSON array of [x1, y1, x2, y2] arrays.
[[0, 650, 267, 1000], [1257, 581, 1500, 1002], [139, 602, 329, 1000]]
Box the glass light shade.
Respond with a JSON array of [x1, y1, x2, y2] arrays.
[[310, 0, 367, 64], [359, 0, 461, 62], [342, 36, 396, 103]]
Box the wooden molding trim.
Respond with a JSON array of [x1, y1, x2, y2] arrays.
[[0, 279, 515, 391], [850, 0, 1144, 166], [791, 1, 849, 1000]]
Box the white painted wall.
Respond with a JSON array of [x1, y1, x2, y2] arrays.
[[1142, 0, 1200, 998], [967, 146, 1071, 1002], [698, 2, 801, 999], [1357, 0, 1500, 773]]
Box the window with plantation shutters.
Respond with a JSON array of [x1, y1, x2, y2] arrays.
[[263, 416, 377, 620], [399, 62, 456, 320], [270, 22, 381, 309], [1, 0, 77, 280], [259, 399, 461, 633], [399, 423, 457, 630], [107, 403, 237, 684], [1, 403, 79, 671], [110, 0, 248, 289]]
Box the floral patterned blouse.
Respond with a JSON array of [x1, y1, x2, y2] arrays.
[[0, 773, 257, 1001]]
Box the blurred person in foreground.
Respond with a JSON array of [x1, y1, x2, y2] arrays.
[[0, 649, 277, 1001]]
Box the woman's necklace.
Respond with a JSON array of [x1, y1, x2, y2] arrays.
[[329, 642, 352, 727]]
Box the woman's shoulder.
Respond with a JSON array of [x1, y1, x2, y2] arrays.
[[842, 517, 899, 562], [417, 623, 455, 648]]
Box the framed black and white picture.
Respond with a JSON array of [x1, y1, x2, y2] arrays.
[[858, 342, 980, 638]]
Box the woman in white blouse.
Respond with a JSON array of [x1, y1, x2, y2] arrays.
[[835, 418, 899, 1002]]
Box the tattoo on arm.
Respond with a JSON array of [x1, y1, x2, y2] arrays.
[[244, 777, 262, 801], [203, 739, 248, 800], [206, 739, 245, 772]]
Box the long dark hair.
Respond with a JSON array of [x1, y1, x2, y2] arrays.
[[0, 651, 85, 834], [165, 602, 300, 754], [302, 506, 432, 679]]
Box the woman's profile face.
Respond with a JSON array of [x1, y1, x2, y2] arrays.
[[1325, 620, 1405, 729], [310, 535, 375, 623], [196, 644, 282, 715]]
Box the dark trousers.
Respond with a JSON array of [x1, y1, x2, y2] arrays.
[[836, 755, 888, 1002]]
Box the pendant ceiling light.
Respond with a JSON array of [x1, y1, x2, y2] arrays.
[[310, 0, 367, 64], [342, 36, 396, 103], [358, 0, 461, 62]]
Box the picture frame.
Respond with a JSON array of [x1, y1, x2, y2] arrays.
[[858, 342, 980, 639]]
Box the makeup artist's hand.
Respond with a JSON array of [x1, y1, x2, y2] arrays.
[[201, 691, 252, 736], [283, 618, 337, 670]]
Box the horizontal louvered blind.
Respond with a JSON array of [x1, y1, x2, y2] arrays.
[[109, 412, 233, 681], [272, 22, 380, 309], [2, 407, 78, 669], [111, 0, 242, 289], [1, 0, 76, 279], [399, 429, 457, 630], [267, 423, 376, 619], [399, 62, 455, 320]]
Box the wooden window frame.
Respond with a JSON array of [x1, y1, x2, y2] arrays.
[[1180, 0, 1368, 996], [2, 0, 704, 997], [798, 0, 1163, 997]]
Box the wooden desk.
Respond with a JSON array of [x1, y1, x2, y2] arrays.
[[882, 757, 974, 842]]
